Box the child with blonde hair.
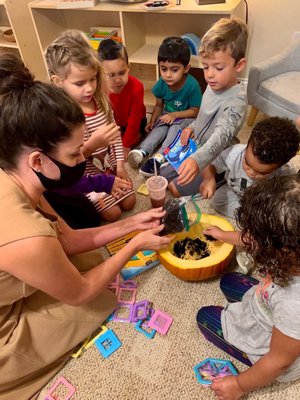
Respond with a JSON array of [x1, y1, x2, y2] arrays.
[[160, 17, 248, 196], [197, 174, 300, 399], [45, 29, 136, 224]]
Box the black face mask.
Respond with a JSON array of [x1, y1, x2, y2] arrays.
[[33, 154, 86, 191]]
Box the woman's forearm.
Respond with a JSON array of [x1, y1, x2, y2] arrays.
[[62, 215, 138, 255], [76, 237, 139, 305]]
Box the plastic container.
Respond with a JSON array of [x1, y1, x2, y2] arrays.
[[160, 196, 201, 235], [146, 176, 168, 208]]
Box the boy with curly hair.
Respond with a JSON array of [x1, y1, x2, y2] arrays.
[[200, 117, 300, 219]]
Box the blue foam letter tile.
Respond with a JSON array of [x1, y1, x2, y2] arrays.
[[95, 329, 121, 358]]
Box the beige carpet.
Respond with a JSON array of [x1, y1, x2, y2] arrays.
[[38, 110, 300, 400]]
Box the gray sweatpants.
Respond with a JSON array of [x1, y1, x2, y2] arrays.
[[210, 184, 241, 219], [140, 119, 194, 156]]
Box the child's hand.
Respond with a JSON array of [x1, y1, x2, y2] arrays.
[[159, 113, 176, 125], [90, 123, 120, 149], [111, 176, 132, 198], [145, 121, 154, 133], [211, 375, 245, 400], [123, 146, 130, 162], [180, 127, 194, 145], [177, 158, 199, 185], [202, 225, 226, 241], [116, 166, 130, 182], [200, 178, 216, 199]]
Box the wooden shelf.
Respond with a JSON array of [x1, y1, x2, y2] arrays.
[[29, 0, 244, 104]]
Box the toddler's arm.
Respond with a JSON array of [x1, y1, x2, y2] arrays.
[[212, 327, 300, 399], [146, 98, 163, 132], [190, 101, 246, 172], [202, 226, 242, 246], [159, 106, 199, 125], [55, 174, 115, 196], [199, 165, 217, 198]]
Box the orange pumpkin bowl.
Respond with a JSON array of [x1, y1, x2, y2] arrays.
[[157, 214, 235, 281]]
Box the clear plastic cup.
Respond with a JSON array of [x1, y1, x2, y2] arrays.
[[146, 176, 168, 208]]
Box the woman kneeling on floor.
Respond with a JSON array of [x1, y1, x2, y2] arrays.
[[0, 54, 171, 400]]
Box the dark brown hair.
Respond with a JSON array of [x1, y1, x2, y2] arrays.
[[236, 174, 300, 286], [248, 117, 300, 166], [0, 54, 85, 170]]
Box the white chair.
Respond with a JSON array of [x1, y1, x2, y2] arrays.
[[247, 33, 300, 126]]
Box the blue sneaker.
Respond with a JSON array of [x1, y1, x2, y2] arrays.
[[139, 158, 161, 177]]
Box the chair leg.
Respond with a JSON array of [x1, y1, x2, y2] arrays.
[[247, 107, 259, 127]]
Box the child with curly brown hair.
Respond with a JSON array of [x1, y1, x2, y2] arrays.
[[200, 117, 300, 219], [197, 174, 300, 399]]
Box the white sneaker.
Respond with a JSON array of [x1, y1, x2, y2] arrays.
[[236, 249, 253, 274], [128, 149, 144, 169]]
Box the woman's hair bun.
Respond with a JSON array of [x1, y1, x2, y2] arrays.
[[0, 53, 34, 95]]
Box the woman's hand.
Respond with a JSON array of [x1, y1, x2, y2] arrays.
[[211, 375, 245, 400], [130, 208, 166, 231], [133, 225, 173, 252], [111, 176, 132, 198]]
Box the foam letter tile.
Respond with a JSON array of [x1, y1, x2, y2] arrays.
[[193, 358, 238, 385], [117, 286, 137, 304], [45, 376, 75, 400], [131, 300, 150, 323], [148, 309, 173, 335], [95, 329, 122, 358], [135, 316, 156, 339], [112, 303, 134, 322]]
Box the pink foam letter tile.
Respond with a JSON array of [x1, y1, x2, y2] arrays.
[[148, 309, 173, 335], [117, 286, 137, 304], [45, 376, 75, 400]]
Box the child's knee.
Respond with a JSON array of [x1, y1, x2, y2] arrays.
[[120, 193, 136, 211], [168, 182, 180, 197], [101, 205, 122, 222]]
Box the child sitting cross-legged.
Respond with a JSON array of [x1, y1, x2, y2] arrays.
[[197, 174, 300, 399], [200, 116, 300, 219], [128, 36, 202, 177]]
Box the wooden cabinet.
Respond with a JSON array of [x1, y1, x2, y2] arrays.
[[0, 1, 46, 80], [29, 0, 244, 105], [0, 0, 19, 55]]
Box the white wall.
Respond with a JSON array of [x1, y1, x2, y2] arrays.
[[244, 0, 300, 75]]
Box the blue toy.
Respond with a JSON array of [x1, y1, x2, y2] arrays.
[[95, 329, 121, 358]]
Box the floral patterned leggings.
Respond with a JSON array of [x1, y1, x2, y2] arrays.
[[196, 272, 259, 366]]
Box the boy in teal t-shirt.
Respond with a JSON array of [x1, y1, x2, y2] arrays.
[[128, 36, 202, 176]]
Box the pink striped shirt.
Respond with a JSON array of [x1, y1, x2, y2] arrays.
[[84, 102, 123, 174]]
